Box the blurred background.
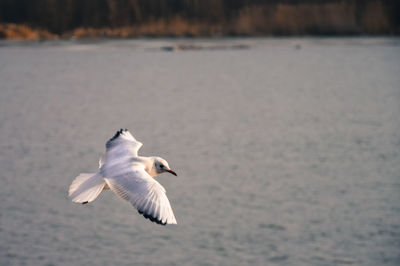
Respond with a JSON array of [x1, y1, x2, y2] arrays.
[[0, 1, 400, 266], [0, 0, 399, 39]]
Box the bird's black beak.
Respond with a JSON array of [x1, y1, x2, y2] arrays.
[[167, 169, 177, 176]]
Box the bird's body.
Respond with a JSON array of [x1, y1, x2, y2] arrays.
[[68, 129, 177, 225]]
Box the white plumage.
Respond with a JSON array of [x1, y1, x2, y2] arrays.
[[68, 129, 177, 225]]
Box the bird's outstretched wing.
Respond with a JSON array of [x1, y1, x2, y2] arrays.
[[105, 129, 143, 158], [104, 166, 177, 225]]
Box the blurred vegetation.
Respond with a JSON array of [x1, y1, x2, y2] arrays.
[[0, 0, 399, 39]]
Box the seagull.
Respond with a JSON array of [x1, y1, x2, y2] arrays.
[[68, 129, 178, 225]]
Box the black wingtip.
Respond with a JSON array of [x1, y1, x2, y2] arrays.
[[138, 210, 167, 225], [82, 201, 88, 205], [106, 129, 129, 148]]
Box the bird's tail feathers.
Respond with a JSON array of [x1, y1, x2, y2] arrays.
[[68, 172, 105, 204]]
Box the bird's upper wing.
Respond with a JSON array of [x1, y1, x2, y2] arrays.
[[105, 129, 143, 158], [103, 165, 177, 225]]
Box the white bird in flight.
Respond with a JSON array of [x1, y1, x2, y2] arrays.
[[68, 129, 178, 225]]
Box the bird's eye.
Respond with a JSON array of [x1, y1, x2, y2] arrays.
[[160, 164, 164, 168]]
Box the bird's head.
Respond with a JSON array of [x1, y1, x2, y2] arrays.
[[154, 157, 177, 176]]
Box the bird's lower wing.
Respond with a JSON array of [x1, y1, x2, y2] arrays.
[[104, 167, 177, 225]]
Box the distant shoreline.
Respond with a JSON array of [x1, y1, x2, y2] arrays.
[[1, 1, 398, 40], [1, 23, 398, 41]]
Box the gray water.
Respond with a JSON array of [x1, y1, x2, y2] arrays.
[[0, 38, 399, 266]]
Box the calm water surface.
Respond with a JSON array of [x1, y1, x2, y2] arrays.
[[0, 38, 399, 266]]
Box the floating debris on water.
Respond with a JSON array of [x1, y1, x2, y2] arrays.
[[160, 43, 250, 52]]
